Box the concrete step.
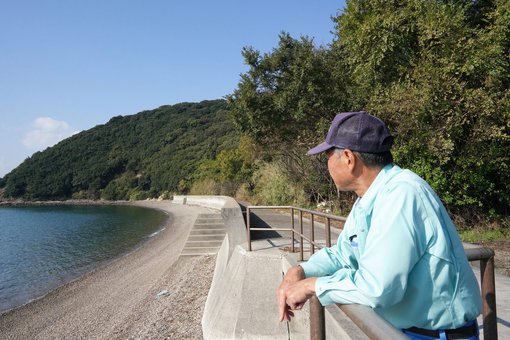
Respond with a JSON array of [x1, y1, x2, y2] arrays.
[[193, 222, 225, 227], [180, 213, 226, 257], [197, 213, 222, 218], [180, 252, 218, 257], [192, 226, 226, 231], [181, 246, 221, 253], [195, 218, 224, 224], [185, 240, 224, 247], [190, 228, 226, 235], [187, 234, 226, 241]]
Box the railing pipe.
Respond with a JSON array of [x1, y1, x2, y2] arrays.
[[247, 207, 251, 251], [338, 304, 408, 340], [481, 256, 497, 340], [465, 248, 498, 340], [326, 218, 331, 247], [299, 210, 304, 261], [295, 207, 347, 222], [291, 207, 295, 253], [310, 296, 325, 340], [310, 213, 315, 256]]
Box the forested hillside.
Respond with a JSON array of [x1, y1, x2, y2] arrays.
[[0, 100, 238, 200]]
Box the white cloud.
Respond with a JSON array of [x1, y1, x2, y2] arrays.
[[22, 117, 80, 150]]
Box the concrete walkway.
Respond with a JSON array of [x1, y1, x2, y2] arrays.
[[244, 205, 510, 340]]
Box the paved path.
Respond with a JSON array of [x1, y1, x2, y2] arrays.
[[243, 204, 510, 340]]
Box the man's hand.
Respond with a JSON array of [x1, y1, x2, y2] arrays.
[[277, 266, 317, 322]]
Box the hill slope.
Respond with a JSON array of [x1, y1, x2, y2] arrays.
[[0, 100, 238, 200]]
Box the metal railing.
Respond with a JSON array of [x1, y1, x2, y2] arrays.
[[246, 206, 346, 257], [465, 247, 498, 340], [246, 205, 498, 340]]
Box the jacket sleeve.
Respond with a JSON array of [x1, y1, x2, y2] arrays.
[[310, 184, 428, 308], [299, 222, 358, 278]]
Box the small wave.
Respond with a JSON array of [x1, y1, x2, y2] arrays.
[[149, 227, 166, 238]]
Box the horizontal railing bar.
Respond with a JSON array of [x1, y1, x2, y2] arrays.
[[465, 247, 495, 261], [338, 304, 408, 340], [246, 205, 293, 209], [246, 206, 347, 222], [249, 228, 293, 231], [296, 207, 348, 222], [299, 234, 323, 248]]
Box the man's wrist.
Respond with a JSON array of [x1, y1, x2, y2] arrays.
[[305, 277, 317, 294], [284, 266, 305, 284]]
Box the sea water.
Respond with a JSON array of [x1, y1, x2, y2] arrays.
[[0, 204, 167, 313]]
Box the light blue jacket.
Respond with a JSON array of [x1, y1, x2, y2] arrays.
[[300, 164, 482, 329]]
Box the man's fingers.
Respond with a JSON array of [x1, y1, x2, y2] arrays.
[[287, 301, 302, 310], [277, 288, 288, 322]]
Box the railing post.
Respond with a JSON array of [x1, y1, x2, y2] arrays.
[[291, 207, 295, 253], [299, 209, 304, 261], [325, 218, 331, 247], [310, 213, 315, 256], [310, 296, 326, 340], [481, 256, 497, 340], [247, 207, 252, 251]]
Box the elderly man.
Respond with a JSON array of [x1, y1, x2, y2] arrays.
[[277, 112, 482, 340]]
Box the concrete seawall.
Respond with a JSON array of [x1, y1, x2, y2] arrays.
[[172, 195, 367, 339], [173, 196, 307, 339]]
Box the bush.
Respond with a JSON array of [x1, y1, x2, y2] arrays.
[[253, 163, 306, 206], [129, 190, 149, 201], [189, 179, 222, 195]]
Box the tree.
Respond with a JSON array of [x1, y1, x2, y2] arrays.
[[228, 32, 349, 149]]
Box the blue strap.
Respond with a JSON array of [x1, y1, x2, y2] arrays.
[[439, 329, 447, 340]]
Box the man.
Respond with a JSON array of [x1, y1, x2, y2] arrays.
[[277, 112, 482, 339]]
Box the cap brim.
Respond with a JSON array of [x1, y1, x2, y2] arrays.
[[307, 142, 333, 155]]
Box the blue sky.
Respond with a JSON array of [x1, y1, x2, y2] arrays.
[[0, 0, 345, 177]]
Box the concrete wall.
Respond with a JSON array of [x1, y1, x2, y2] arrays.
[[174, 196, 293, 338]]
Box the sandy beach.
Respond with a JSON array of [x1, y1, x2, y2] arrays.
[[0, 201, 217, 339]]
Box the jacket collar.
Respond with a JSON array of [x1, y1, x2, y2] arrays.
[[355, 164, 401, 213]]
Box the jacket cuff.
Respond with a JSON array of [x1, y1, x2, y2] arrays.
[[315, 276, 335, 305], [299, 262, 322, 278]]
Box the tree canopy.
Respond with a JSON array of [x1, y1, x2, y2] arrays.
[[228, 0, 510, 220]]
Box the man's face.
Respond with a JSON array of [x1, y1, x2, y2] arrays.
[[326, 148, 349, 191], [326, 149, 342, 190]]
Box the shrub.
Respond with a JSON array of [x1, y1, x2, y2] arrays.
[[253, 163, 306, 206]]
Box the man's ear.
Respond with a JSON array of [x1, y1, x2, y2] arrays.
[[344, 149, 357, 170]]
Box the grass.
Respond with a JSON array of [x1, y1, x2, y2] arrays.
[[458, 228, 509, 243]]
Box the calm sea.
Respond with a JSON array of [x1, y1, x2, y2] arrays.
[[0, 204, 167, 313]]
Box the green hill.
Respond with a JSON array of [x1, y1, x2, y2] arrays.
[[0, 99, 238, 200]]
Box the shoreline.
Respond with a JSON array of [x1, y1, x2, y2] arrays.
[[0, 200, 217, 339], [0, 201, 170, 315], [0, 198, 133, 206]]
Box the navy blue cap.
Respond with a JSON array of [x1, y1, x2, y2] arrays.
[[307, 111, 393, 155]]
